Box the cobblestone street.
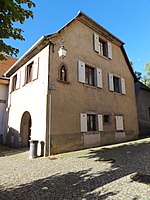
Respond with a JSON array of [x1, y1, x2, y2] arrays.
[[0, 138, 150, 200]]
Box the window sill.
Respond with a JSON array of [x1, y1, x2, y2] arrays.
[[97, 53, 109, 60], [86, 131, 100, 135], [116, 130, 124, 132], [57, 79, 70, 84], [109, 90, 125, 96], [84, 84, 97, 89]]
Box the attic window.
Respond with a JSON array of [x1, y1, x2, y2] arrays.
[[93, 33, 112, 59], [99, 39, 108, 57]]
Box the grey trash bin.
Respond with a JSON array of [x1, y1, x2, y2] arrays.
[[29, 140, 38, 159]]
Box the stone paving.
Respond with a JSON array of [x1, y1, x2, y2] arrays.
[[0, 138, 150, 200]]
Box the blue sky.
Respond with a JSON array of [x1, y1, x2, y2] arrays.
[[8, 0, 150, 74]]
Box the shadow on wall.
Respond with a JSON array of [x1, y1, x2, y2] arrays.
[[138, 119, 150, 137], [0, 144, 28, 158], [6, 127, 20, 147]]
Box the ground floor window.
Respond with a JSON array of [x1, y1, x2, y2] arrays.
[[87, 114, 97, 131], [80, 113, 103, 132]]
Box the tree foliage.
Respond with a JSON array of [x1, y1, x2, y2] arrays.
[[0, 0, 35, 60], [135, 71, 142, 81], [141, 62, 150, 87]]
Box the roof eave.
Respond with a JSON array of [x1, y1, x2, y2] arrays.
[[4, 36, 49, 77]]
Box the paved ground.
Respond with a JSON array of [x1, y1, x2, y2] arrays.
[[0, 138, 150, 200]]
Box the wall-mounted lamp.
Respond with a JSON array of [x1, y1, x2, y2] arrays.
[[58, 46, 67, 59]]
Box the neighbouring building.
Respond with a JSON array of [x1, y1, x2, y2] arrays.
[[4, 11, 139, 156], [0, 78, 9, 143], [135, 81, 150, 136], [0, 54, 17, 143]]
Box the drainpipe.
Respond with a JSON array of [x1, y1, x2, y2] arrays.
[[46, 41, 54, 156]]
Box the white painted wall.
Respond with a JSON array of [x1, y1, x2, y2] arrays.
[[7, 45, 49, 153]]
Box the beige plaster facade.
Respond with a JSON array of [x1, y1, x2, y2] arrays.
[[5, 12, 139, 156]]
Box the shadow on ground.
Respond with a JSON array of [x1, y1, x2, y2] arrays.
[[0, 145, 28, 157], [0, 169, 118, 200], [79, 138, 150, 185], [0, 139, 149, 199]]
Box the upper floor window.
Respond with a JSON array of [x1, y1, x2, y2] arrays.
[[108, 73, 126, 94], [99, 39, 108, 57], [113, 76, 122, 93], [25, 62, 34, 84], [85, 65, 95, 86], [11, 74, 17, 92], [78, 60, 103, 88], [93, 33, 112, 59], [24, 58, 39, 85], [11, 73, 20, 92]]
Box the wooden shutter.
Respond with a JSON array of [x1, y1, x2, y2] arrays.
[[16, 71, 20, 89], [93, 33, 99, 52], [78, 60, 85, 83], [121, 78, 126, 94], [98, 114, 103, 131], [115, 116, 124, 131], [80, 113, 87, 132], [20, 67, 26, 87], [107, 42, 112, 59], [96, 68, 103, 88], [32, 57, 39, 81], [108, 73, 114, 91]]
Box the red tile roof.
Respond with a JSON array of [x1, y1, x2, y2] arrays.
[[0, 54, 17, 77]]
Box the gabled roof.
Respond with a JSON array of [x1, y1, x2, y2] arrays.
[[4, 11, 136, 80]]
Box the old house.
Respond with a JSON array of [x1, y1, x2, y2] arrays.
[[0, 55, 17, 143], [135, 81, 150, 136], [4, 11, 139, 156]]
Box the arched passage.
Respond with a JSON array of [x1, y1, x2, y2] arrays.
[[20, 111, 32, 147]]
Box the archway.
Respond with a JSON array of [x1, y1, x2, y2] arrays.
[[20, 111, 32, 147]]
